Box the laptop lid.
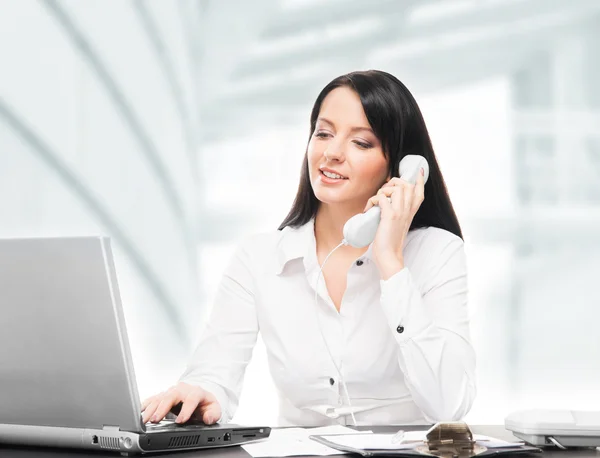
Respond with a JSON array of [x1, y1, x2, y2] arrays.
[[0, 236, 143, 433]]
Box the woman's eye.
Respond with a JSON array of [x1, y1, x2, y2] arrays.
[[315, 132, 330, 138], [354, 140, 372, 149]]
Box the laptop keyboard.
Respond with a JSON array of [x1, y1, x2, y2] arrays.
[[145, 419, 222, 431]]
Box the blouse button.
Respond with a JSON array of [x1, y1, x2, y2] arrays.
[[356, 260, 364, 266], [329, 377, 335, 386], [396, 325, 405, 334]]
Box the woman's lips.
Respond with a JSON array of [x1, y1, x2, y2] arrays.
[[319, 170, 348, 184]]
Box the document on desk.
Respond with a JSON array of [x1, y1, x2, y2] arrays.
[[310, 432, 528, 454], [241, 425, 373, 457], [314, 433, 419, 450]]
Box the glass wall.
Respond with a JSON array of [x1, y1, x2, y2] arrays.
[[0, 0, 202, 397]]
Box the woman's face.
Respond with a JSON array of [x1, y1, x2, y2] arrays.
[[307, 86, 389, 211]]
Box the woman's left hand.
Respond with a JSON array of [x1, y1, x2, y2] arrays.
[[363, 168, 425, 280]]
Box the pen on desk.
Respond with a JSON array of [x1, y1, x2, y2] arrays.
[[391, 429, 405, 444]]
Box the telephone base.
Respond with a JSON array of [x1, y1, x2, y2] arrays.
[[505, 409, 600, 449], [512, 432, 600, 448]]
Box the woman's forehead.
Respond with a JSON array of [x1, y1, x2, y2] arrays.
[[318, 87, 370, 127]]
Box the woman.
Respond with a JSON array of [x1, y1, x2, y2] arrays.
[[141, 70, 476, 427]]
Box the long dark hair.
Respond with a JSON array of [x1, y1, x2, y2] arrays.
[[278, 70, 463, 240]]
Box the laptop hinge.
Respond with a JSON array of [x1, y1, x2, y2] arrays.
[[103, 425, 121, 431]]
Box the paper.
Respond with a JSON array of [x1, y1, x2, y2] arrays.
[[396, 430, 428, 442], [476, 437, 525, 448], [241, 425, 372, 457], [242, 427, 525, 457], [314, 431, 525, 452], [474, 434, 525, 448], [316, 433, 420, 450]]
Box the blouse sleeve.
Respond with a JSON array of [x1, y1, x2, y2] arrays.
[[178, 241, 259, 423], [378, 232, 477, 422]]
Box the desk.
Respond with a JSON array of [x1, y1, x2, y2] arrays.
[[0, 425, 598, 457]]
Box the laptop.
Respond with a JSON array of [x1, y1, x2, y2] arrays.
[[0, 236, 271, 455]]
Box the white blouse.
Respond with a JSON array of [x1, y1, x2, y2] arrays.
[[179, 217, 476, 426]]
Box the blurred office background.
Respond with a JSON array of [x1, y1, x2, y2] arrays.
[[1, 0, 599, 425]]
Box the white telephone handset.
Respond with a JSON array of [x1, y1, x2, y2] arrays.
[[342, 155, 429, 248]]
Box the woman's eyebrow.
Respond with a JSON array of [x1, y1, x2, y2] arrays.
[[317, 117, 374, 134]]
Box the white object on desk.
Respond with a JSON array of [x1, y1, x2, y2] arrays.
[[505, 409, 600, 449], [241, 425, 372, 457]]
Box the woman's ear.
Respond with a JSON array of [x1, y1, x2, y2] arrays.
[[382, 162, 392, 184], [380, 174, 391, 188], [387, 161, 395, 181]]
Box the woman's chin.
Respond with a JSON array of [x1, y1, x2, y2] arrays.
[[314, 189, 342, 202], [314, 192, 353, 206]]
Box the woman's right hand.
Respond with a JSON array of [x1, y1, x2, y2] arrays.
[[141, 382, 222, 425]]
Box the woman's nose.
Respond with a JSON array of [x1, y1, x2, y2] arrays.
[[324, 144, 344, 161]]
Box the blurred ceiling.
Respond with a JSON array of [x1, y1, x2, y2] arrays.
[[193, 0, 600, 140]]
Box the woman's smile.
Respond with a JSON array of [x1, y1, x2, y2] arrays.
[[319, 167, 349, 184]]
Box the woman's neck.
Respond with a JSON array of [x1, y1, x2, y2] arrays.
[[314, 203, 365, 253]]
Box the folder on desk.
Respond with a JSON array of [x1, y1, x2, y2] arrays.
[[309, 422, 541, 457]]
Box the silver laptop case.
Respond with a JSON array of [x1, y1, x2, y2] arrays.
[[0, 236, 270, 455]]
